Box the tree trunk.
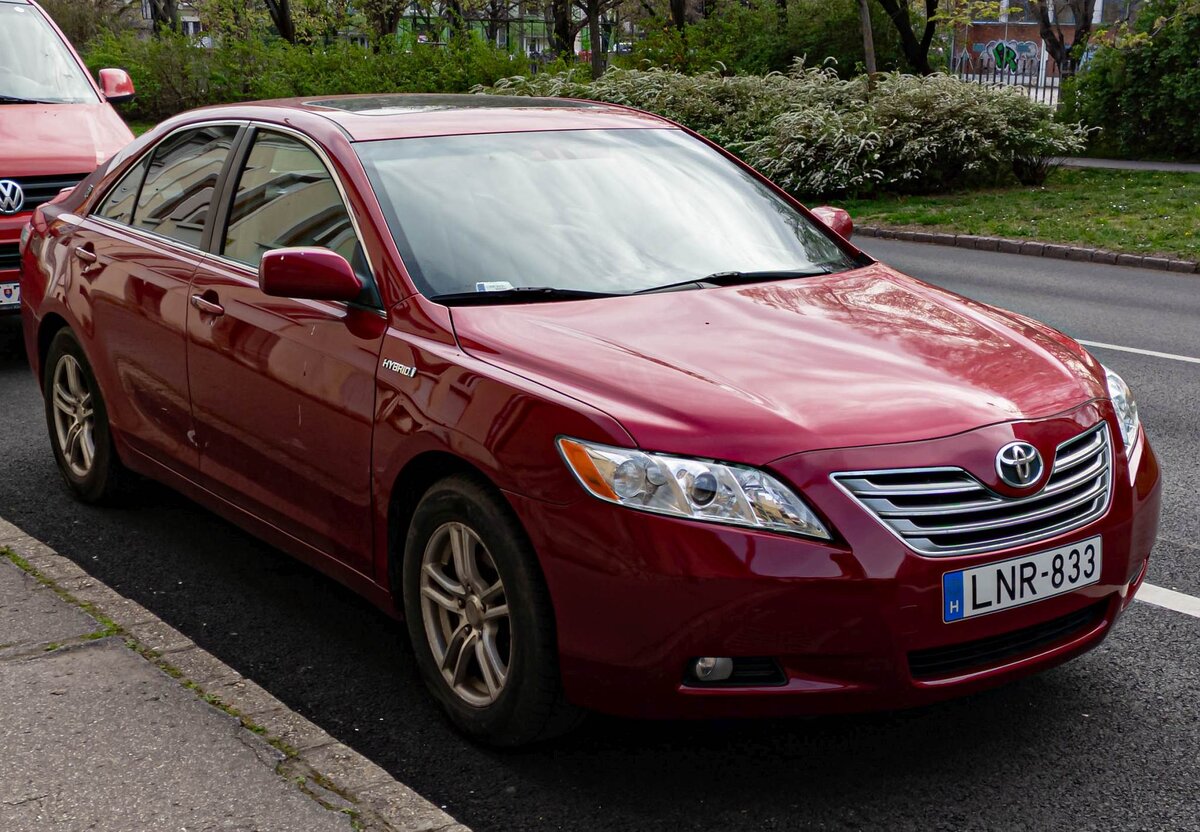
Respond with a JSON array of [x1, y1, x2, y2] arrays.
[[858, 0, 877, 75], [264, 0, 296, 43], [1032, 0, 1096, 79], [587, 0, 603, 78], [873, 0, 938, 75], [445, 0, 468, 42], [669, 0, 686, 31], [552, 0, 574, 59], [148, 0, 179, 33]]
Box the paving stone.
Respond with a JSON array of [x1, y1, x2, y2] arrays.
[[213, 676, 287, 718], [1116, 253, 1144, 267], [356, 779, 463, 832], [930, 232, 957, 245], [998, 239, 1024, 254], [1020, 241, 1045, 256], [299, 742, 395, 793], [1167, 259, 1197, 273], [0, 639, 351, 832], [125, 617, 191, 654], [1141, 256, 1173, 271], [1091, 250, 1119, 265], [0, 560, 98, 651], [1043, 244, 1071, 259], [163, 644, 241, 688], [1066, 247, 1095, 262]]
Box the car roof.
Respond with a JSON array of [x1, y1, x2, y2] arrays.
[[199, 94, 674, 142]]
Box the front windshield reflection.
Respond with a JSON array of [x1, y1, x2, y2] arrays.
[[356, 128, 856, 299]]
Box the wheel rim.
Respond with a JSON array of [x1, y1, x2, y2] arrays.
[[419, 521, 511, 707], [51, 354, 96, 479]]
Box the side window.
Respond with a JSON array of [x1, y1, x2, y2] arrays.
[[96, 157, 150, 225], [223, 131, 368, 288], [133, 125, 238, 247]]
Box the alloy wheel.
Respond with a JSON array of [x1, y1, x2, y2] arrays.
[[51, 354, 96, 479], [419, 521, 511, 707]]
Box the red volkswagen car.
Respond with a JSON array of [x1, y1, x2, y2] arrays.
[[19, 95, 1161, 746], [1, 0, 135, 314]]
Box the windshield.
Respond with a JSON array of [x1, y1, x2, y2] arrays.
[[0, 4, 98, 104], [355, 128, 857, 299]]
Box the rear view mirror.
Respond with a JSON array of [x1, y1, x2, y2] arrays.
[[98, 68, 135, 104], [259, 248, 363, 302], [810, 206, 854, 241]]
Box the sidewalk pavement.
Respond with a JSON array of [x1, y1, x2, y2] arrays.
[[0, 519, 469, 832], [1057, 157, 1200, 174]]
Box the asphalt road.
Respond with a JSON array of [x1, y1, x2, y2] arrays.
[[1, 242, 1198, 831]]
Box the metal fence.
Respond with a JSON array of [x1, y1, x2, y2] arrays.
[[952, 48, 1063, 110]]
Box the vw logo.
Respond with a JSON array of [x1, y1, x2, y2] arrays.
[[0, 180, 25, 215], [995, 441, 1044, 488]]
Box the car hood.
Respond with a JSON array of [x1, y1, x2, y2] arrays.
[[0, 103, 133, 176], [450, 265, 1105, 465]]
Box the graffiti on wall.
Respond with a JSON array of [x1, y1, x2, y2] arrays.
[[980, 39, 1042, 71]]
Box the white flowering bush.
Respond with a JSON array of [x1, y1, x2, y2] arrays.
[[481, 64, 1088, 197]]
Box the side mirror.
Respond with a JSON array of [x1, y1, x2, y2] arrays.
[[259, 248, 363, 302], [810, 206, 854, 241], [98, 68, 135, 104]]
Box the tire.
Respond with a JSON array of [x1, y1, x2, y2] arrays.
[[402, 474, 583, 746], [42, 328, 130, 503]]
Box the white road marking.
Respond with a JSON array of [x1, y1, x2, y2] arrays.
[[1137, 582, 1200, 619], [1078, 339, 1200, 366]]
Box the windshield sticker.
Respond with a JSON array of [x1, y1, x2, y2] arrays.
[[475, 281, 515, 293]]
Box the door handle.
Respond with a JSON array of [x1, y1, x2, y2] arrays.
[[74, 244, 101, 274], [190, 293, 225, 317]]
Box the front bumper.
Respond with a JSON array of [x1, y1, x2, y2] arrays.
[[507, 402, 1162, 719]]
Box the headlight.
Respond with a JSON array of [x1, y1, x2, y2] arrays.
[[1103, 365, 1140, 455], [557, 437, 831, 540]]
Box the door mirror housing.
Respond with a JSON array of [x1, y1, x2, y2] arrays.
[[98, 68, 135, 104], [810, 206, 854, 240], [259, 248, 363, 302]]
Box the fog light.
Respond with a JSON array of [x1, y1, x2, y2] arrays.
[[692, 656, 733, 682]]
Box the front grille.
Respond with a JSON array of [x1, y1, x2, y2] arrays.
[[832, 423, 1112, 556], [0, 173, 87, 213], [684, 657, 787, 687], [908, 601, 1106, 679], [0, 242, 18, 271]]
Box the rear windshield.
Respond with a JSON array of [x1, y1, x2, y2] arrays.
[[355, 128, 855, 299], [0, 4, 98, 104]]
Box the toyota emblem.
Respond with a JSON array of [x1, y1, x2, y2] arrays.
[[995, 441, 1044, 488], [0, 180, 25, 215]]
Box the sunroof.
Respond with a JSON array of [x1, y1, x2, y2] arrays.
[[304, 94, 601, 115]]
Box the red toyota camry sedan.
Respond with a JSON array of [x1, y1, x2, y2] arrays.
[[19, 95, 1161, 745]]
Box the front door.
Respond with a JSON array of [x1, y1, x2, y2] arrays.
[[185, 128, 385, 574], [69, 124, 238, 473]]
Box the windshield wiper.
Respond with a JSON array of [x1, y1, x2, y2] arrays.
[[0, 95, 55, 105], [431, 286, 622, 306], [635, 267, 839, 295]]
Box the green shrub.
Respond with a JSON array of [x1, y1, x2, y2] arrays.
[[84, 30, 529, 122], [484, 65, 1088, 198], [1060, 0, 1200, 159]]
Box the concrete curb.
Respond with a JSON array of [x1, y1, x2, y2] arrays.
[[0, 517, 468, 832], [856, 225, 1200, 276]]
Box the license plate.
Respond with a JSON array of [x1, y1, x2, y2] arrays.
[[943, 536, 1102, 622], [0, 281, 19, 310]]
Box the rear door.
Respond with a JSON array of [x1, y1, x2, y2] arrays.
[[185, 127, 386, 574], [68, 124, 240, 473]]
